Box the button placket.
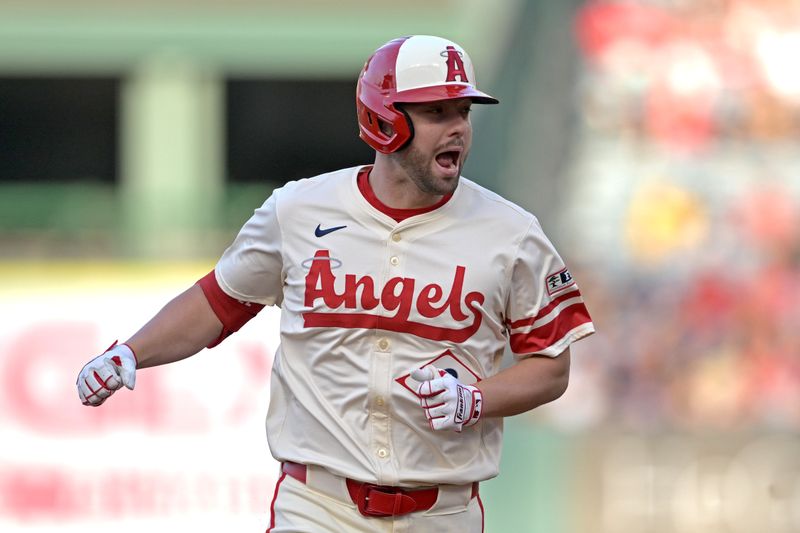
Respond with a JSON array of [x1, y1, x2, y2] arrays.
[[388, 230, 403, 267], [371, 228, 405, 476], [371, 334, 392, 469]]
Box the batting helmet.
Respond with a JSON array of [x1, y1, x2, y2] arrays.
[[356, 35, 499, 154]]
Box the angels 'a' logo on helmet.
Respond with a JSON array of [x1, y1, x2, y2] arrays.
[[443, 46, 469, 83]]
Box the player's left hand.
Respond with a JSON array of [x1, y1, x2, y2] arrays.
[[410, 366, 483, 432]]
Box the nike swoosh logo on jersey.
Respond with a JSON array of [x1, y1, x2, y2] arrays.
[[315, 224, 347, 237]]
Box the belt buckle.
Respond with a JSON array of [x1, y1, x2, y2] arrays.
[[355, 483, 404, 518]]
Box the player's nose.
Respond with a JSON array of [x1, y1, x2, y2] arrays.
[[444, 113, 470, 139]]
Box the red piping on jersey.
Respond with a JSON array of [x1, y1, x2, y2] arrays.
[[357, 167, 452, 222], [509, 303, 592, 354]]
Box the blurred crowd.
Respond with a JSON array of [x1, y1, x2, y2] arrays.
[[548, 0, 800, 431], [575, 225, 800, 431], [576, 0, 800, 150]]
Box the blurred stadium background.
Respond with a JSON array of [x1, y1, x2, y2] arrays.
[[1, 0, 799, 531]]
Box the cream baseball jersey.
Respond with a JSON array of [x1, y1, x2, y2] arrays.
[[212, 165, 594, 486]]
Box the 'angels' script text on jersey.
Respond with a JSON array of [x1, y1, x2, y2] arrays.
[[302, 250, 485, 342]]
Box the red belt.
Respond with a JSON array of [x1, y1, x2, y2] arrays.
[[281, 461, 478, 518]]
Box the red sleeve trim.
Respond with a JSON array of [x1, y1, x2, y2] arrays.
[[506, 287, 582, 330], [509, 302, 592, 354], [197, 270, 265, 348]]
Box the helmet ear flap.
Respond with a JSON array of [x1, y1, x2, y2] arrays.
[[393, 105, 414, 152], [357, 94, 414, 153], [355, 37, 414, 153]]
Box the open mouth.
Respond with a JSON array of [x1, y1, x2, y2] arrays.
[[434, 148, 462, 174]]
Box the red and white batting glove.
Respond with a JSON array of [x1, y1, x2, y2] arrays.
[[411, 366, 483, 432], [76, 341, 137, 407]]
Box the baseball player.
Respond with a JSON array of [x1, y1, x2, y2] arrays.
[[76, 35, 595, 532]]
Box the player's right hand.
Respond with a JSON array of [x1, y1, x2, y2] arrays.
[[411, 366, 483, 432], [76, 341, 138, 407]]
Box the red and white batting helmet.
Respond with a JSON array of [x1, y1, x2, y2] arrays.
[[356, 35, 499, 154]]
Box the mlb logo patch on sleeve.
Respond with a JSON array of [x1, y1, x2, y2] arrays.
[[546, 267, 575, 296]]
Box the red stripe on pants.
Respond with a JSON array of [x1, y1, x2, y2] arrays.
[[265, 472, 288, 533], [478, 493, 485, 533]]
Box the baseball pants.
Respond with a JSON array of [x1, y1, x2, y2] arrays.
[[266, 464, 484, 533]]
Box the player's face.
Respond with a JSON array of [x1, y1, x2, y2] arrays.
[[392, 98, 473, 196]]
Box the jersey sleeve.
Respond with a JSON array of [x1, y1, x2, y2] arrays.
[[215, 190, 285, 306], [197, 270, 266, 348], [505, 218, 595, 358]]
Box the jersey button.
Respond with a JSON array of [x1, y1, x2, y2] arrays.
[[376, 396, 385, 407], [377, 338, 390, 351], [391, 233, 401, 242], [390, 256, 399, 266], [377, 448, 389, 458]]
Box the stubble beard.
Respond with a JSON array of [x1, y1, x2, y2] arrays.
[[392, 144, 466, 196]]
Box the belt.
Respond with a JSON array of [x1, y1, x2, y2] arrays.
[[281, 462, 479, 518]]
